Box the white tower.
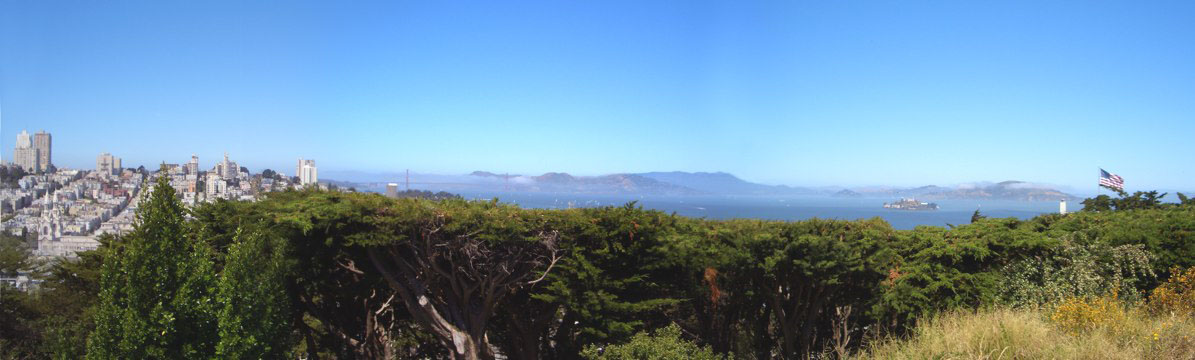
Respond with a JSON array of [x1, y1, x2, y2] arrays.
[[1059, 199, 1067, 215], [298, 159, 318, 186], [13, 130, 38, 172]]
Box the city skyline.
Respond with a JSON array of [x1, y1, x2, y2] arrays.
[[3, 1, 1195, 190]]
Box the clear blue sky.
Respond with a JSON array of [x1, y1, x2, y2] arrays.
[[2, 1, 1193, 191]]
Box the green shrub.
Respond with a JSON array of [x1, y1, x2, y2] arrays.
[[580, 324, 728, 360], [875, 218, 1056, 326], [1149, 266, 1195, 316], [998, 235, 1154, 307]]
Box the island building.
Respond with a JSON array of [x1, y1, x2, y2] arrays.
[[386, 183, 399, 198], [883, 198, 939, 211]]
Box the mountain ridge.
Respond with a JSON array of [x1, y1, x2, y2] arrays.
[[327, 170, 1081, 201]]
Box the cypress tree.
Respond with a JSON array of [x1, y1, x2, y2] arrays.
[[970, 209, 987, 224], [215, 227, 296, 358], [87, 175, 218, 359]]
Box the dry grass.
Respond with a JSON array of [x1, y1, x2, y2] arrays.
[[853, 306, 1195, 359]]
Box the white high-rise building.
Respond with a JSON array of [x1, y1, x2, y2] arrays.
[[297, 158, 318, 186], [96, 152, 122, 176], [185, 154, 199, 175], [215, 152, 239, 180], [12, 130, 39, 172], [15, 130, 31, 149]]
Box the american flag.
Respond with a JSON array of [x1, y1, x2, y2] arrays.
[[1099, 168, 1124, 191]]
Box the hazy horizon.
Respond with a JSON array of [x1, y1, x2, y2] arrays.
[[315, 169, 1139, 196], [4, 1, 1194, 191]]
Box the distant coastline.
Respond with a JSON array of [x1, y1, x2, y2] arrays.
[[324, 170, 1080, 202]]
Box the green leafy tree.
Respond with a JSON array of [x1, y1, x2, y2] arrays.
[[1177, 193, 1194, 206], [1034, 205, 1195, 290], [34, 238, 108, 359], [580, 324, 727, 360], [0, 166, 28, 188], [493, 204, 683, 359], [1082, 187, 1167, 212], [997, 234, 1154, 306], [0, 232, 32, 278], [876, 219, 1057, 327], [1080, 194, 1114, 212], [970, 209, 986, 224], [0, 284, 40, 359], [664, 218, 779, 358], [87, 175, 219, 359], [0, 231, 40, 358], [239, 190, 439, 359], [215, 228, 297, 358], [760, 218, 892, 356], [0, 233, 105, 359], [362, 198, 564, 360]]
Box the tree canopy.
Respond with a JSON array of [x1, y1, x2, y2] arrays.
[[0, 186, 1191, 358]]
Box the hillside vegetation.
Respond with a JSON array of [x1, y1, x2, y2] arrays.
[[1, 176, 1193, 359], [855, 306, 1195, 359]]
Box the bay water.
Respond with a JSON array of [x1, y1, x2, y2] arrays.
[[452, 191, 1063, 230]]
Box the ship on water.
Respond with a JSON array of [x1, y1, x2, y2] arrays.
[[883, 198, 939, 211]]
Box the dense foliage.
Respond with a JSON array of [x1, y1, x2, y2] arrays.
[[1, 183, 1192, 358], [579, 324, 727, 360], [0, 166, 29, 189], [1149, 266, 1195, 316], [389, 189, 463, 200], [214, 228, 296, 358], [87, 175, 220, 359]]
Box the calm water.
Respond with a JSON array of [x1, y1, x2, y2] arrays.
[[448, 191, 1063, 230]]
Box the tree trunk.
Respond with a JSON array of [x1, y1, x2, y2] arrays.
[[771, 293, 799, 358], [447, 328, 491, 360], [753, 305, 773, 360], [369, 248, 500, 360], [500, 304, 554, 360]]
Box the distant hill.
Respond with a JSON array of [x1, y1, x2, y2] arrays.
[[467, 171, 702, 195], [916, 181, 1080, 201], [851, 185, 951, 197], [635, 172, 817, 196], [330, 169, 1079, 201], [833, 189, 863, 198], [846, 182, 1078, 201], [469, 171, 517, 178], [387, 189, 462, 201]]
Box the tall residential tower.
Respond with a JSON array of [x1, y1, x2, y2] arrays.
[[185, 154, 199, 175], [33, 131, 51, 172], [12, 130, 39, 172], [97, 153, 122, 176], [297, 158, 318, 186]]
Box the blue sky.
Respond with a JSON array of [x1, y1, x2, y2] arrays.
[[2, 1, 1193, 191]]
